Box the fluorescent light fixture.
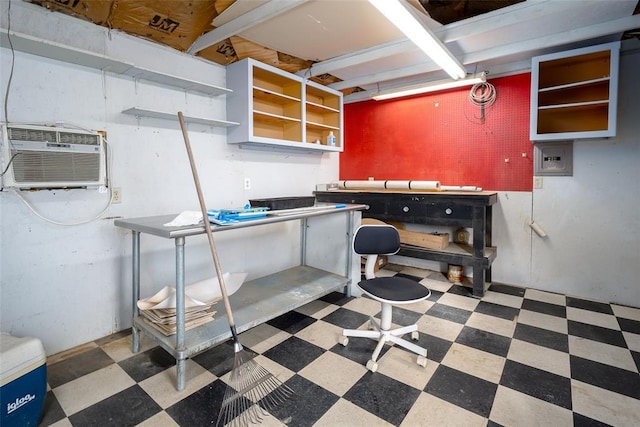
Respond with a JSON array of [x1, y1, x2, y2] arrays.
[[368, 0, 466, 80], [372, 72, 486, 101]]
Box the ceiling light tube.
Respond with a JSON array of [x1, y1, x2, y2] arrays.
[[368, 0, 466, 80], [372, 72, 486, 101]]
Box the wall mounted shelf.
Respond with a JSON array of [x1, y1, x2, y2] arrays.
[[122, 107, 239, 127], [121, 67, 231, 96], [1, 30, 231, 97]]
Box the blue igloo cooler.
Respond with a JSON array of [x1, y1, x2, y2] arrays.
[[1, 333, 47, 427]]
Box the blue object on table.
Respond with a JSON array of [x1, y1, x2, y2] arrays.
[[207, 207, 269, 225]]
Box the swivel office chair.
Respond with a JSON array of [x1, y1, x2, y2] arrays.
[[339, 224, 431, 372]]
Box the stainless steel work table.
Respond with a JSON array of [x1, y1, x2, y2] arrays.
[[114, 204, 364, 390]]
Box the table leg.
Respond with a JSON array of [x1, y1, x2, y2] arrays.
[[300, 218, 308, 266], [131, 231, 140, 353], [345, 211, 355, 297], [175, 236, 186, 391]]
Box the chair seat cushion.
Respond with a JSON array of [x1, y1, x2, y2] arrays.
[[358, 276, 431, 304]]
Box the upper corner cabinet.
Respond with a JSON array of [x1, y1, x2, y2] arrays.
[[226, 58, 343, 152], [530, 41, 620, 141]]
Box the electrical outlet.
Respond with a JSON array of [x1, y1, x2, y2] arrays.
[[534, 177, 543, 189], [244, 178, 251, 190], [111, 187, 122, 203]]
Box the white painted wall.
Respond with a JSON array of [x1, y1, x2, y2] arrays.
[[0, 2, 340, 355]]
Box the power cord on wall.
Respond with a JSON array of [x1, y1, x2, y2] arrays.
[[1, 0, 22, 171], [3, 0, 14, 123], [468, 81, 497, 108], [1, 0, 115, 225]]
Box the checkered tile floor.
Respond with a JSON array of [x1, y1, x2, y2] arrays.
[[40, 265, 640, 426]]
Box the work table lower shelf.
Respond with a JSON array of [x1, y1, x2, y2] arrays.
[[135, 265, 350, 360], [398, 243, 497, 268]]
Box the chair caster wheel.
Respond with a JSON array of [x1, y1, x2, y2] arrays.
[[339, 336, 349, 346], [366, 360, 378, 372], [417, 355, 427, 367], [411, 331, 419, 341]]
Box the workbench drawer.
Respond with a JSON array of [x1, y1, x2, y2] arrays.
[[320, 195, 386, 214], [427, 203, 472, 220], [387, 201, 429, 217]]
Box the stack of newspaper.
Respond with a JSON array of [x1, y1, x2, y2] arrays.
[[136, 272, 247, 336]]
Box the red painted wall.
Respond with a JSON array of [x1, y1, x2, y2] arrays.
[[341, 73, 533, 191]]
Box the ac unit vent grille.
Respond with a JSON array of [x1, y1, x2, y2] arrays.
[[10, 149, 101, 183], [8, 127, 58, 144], [57, 131, 101, 146]]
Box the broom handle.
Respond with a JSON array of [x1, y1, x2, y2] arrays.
[[178, 112, 237, 331]]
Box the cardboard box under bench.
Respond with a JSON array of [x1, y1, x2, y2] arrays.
[[397, 229, 449, 250]]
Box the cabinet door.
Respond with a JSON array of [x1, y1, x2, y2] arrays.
[[530, 41, 620, 141]]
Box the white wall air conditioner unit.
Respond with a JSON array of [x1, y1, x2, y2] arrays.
[[1, 124, 106, 189]]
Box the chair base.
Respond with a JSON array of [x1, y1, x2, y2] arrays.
[[340, 315, 428, 372]]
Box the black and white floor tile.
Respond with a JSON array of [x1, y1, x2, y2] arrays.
[[39, 266, 640, 426]]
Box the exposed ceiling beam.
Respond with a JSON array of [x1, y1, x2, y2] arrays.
[[297, 38, 412, 78], [301, 0, 555, 78], [461, 14, 640, 64], [331, 13, 640, 91], [330, 61, 442, 91], [441, 0, 554, 43], [187, 0, 309, 55]]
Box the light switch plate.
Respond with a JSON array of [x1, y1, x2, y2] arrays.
[[534, 141, 573, 176]]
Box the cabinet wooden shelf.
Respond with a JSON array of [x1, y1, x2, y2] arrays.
[[530, 41, 620, 141], [253, 84, 300, 99], [114, 204, 364, 390], [306, 120, 340, 131], [122, 107, 239, 127], [306, 101, 340, 114], [253, 110, 302, 124], [227, 58, 343, 152]]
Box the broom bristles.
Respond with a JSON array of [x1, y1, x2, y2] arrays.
[[216, 349, 295, 427]]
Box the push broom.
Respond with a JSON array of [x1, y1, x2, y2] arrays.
[[178, 112, 294, 426]]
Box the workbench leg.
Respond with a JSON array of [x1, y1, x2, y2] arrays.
[[131, 231, 140, 353], [472, 265, 485, 297]]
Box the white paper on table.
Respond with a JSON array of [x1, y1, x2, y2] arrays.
[[137, 272, 248, 310], [163, 211, 202, 227]]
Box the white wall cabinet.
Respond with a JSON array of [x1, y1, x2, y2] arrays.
[[226, 58, 343, 152], [530, 41, 620, 141]]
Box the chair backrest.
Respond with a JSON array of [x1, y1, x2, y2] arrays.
[[353, 224, 401, 256]]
